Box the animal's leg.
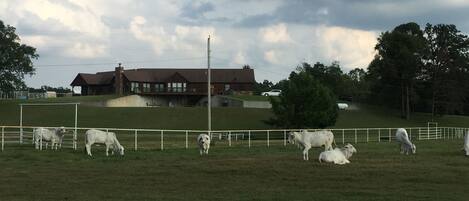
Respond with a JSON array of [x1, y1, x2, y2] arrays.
[[199, 149, 203, 155], [85, 144, 92, 156], [105, 145, 109, 156], [303, 146, 311, 161]]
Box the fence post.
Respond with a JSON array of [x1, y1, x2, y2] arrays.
[[185, 131, 188, 149], [378, 129, 381, 142], [267, 130, 270, 147], [20, 105, 23, 144], [228, 131, 231, 147], [366, 129, 369, 143], [354, 129, 357, 143], [134, 130, 138, 151], [342, 129, 345, 144], [389, 128, 391, 142], [248, 131, 251, 148], [283, 130, 287, 146], [409, 128, 412, 140], [39, 130, 43, 150], [160, 130, 164, 150], [1, 126, 4, 151]]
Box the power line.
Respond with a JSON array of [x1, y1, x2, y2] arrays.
[[35, 57, 206, 67]]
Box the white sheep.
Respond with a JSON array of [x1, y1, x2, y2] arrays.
[[319, 143, 357, 165], [395, 128, 416, 155]]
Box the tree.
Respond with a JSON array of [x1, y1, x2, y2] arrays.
[[0, 20, 38, 92], [253, 79, 274, 95], [423, 23, 469, 116], [372, 22, 426, 119], [268, 71, 338, 128]]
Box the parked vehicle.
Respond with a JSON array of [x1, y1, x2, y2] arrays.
[[261, 89, 282, 96]]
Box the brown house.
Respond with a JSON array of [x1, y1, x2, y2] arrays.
[[70, 64, 255, 105]]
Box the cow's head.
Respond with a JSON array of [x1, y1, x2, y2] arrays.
[[287, 132, 297, 144], [199, 134, 210, 145], [56, 127, 66, 136], [411, 144, 416, 154], [119, 145, 125, 156], [344, 143, 357, 153]]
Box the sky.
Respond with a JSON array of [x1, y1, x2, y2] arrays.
[[1, 0, 469, 88]]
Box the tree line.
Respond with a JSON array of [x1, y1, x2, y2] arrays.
[[259, 22, 469, 129]]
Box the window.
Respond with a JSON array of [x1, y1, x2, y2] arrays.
[[167, 82, 186, 93], [154, 84, 165, 92], [130, 82, 140, 93], [143, 83, 151, 93], [224, 84, 230, 91]]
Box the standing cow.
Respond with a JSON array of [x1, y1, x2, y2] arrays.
[[395, 128, 416, 155], [33, 127, 66, 150], [85, 129, 124, 156], [288, 130, 335, 160], [197, 133, 211, 155]]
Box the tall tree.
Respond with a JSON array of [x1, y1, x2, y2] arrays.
[[423, 23, 469, 116], [0, 20, 38, 92], [268, 71, 338, 128], [373, 22, 426, 119]]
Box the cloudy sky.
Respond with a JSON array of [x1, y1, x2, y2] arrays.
[[1, 0, 469, 88]]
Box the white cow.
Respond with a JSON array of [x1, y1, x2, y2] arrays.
[[33, 127, 66, 150], [288, 130, 335, 160], [464, 132, 469, 156], [319, 143, 357, 165], [85, 129, 124, 156], [395, 128, 416, 155], [197, 133, 211, 155]]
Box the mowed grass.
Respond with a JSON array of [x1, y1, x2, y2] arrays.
[[1, 96, 469, 129], [0, 140, 468, 201]]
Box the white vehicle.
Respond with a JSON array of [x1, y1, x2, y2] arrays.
[[261, 89, 282, 96]]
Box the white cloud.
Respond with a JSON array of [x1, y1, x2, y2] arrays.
[[130, 16, 217, 56], [233, 51, 247, 65], [65, 42, 108, 58], [264, 50, 279, 64], [259, 23, 292, 44], [314, 26, 377, 69]]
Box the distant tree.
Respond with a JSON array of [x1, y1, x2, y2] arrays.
[[423, 23, 469, 116], [253, 80, 274, 95], [0, 20, 38, 92], [268, 71, 338, 128], [371, 22, 426, 119]]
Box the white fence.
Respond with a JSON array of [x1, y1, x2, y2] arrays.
[[1, 125, 468, 152]]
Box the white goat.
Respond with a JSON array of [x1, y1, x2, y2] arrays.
[[85, 129, 124, 156], [464, 132, 469, 156], [319, 143, 357, 165], [33, 127, 66, 150], [288, 130, 335, 160], [395, 128, 416, 155], [197, 133, 211, 155]]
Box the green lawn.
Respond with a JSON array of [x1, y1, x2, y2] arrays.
[[0, 140, 468, 201], [1, 96, 469, 129]]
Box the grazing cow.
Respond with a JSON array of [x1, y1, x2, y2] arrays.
[[197, 133, 211, 155], [395, 128, 416, 155], [319, 143, 357, 165], [288, 130, 335, 160], [464, 132, 469, 156], [33, 127, 66, 150], [85, 129, 124, 156]]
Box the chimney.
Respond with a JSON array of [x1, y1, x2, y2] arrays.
[[115, 63, 124, 96]]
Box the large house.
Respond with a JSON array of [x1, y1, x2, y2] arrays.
[[70, 64, 255, 106]]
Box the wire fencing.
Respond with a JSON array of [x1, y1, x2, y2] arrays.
[[1, 125, 468, 152]]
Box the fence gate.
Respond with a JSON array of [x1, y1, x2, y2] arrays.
[[419, 122, 440, 140]]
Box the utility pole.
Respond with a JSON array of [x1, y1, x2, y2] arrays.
[[207, 35, 211, 137]]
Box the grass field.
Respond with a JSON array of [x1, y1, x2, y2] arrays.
[[0, 140, 468, 201], [1, 95, 469, 130]]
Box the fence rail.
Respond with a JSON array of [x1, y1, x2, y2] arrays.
[[1, 125, 468, 152]]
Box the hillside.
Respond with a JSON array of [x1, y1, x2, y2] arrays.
[[0, 96, 468, 129]]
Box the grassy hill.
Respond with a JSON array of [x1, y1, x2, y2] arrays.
[[0, 95, 468, 129]]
